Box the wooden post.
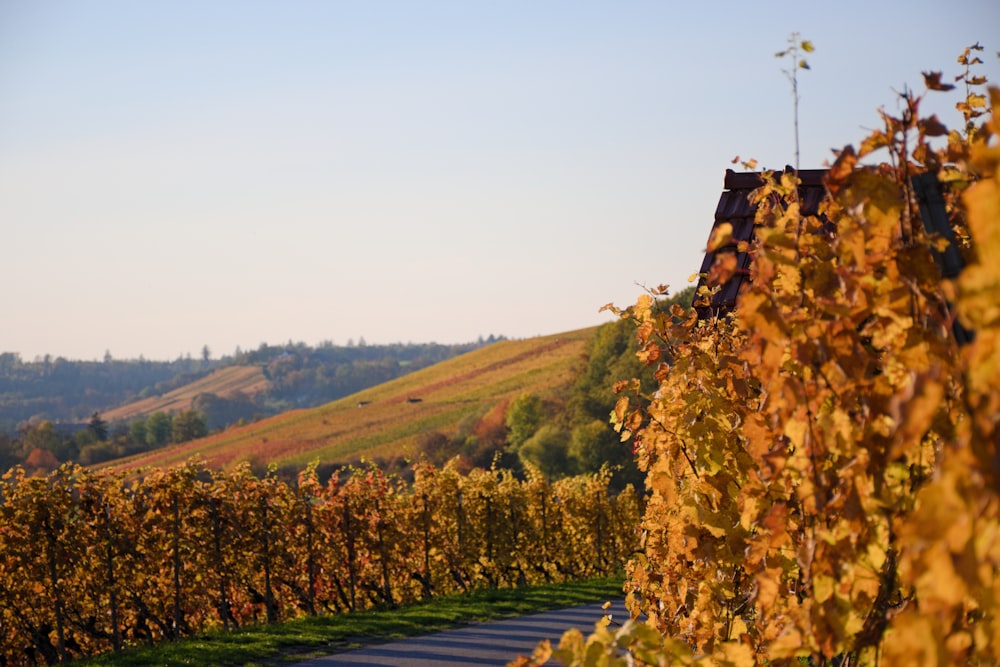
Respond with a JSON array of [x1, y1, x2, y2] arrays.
[[421, 494, 432, 598], [104, 504, 122, 651], [303, 498, 317, 616], [260, 497, 277, 623], [538, 490, 551, 582], [42, 509, 67, 662], [172, 496, 183, 639], [210, 498, 232, 630], [374, 500, 394, 606], [594, 491, 604, 574], [343, 500, 357, 612], [484, 495, 495, 588], [456, 491, 464, 557]]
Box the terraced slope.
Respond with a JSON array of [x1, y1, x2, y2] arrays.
[[100, 365, 269, 423], [108, 328, 595, 473]]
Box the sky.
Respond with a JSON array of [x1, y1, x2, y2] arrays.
[[1, 1, 998, 361]]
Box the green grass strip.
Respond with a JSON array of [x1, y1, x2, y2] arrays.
[[75, 576, 625, 667]]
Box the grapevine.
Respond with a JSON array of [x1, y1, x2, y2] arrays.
[[539, 50, 999, 667], [0, 456, 639, 664]]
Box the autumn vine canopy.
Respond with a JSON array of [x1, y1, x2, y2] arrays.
[[535, 44, 1000, 666]]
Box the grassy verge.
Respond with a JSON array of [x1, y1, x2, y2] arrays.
[[75, 576, 625, 667]]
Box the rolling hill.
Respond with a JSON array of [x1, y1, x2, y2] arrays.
[[106, 328, 596, 473], [99, 365, 269, 423]]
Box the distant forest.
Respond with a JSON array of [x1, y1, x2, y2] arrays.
[[0, 337, 501, 468]]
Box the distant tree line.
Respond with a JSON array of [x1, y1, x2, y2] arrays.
[[0, 352, 207, 434], [0, 409, 210, 472], [0, 338, 502, 472], [0, 339, 498, 437]]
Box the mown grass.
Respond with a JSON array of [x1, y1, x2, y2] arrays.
[[74, 576, 624, 667]]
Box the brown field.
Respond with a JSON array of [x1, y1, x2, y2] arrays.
[[100, 365, 269, 423], [105, 327, 596, 473]]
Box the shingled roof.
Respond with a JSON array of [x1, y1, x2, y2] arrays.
[[692, 167, 971, 344], [694, 168, 828, 318]]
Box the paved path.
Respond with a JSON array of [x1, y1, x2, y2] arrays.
[[293, 600, 627, 666]]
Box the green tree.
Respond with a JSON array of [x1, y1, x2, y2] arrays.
[[518, 425, 572, 478], [568, 420, 611, 472], [145, 411, 172, 447], [129, 418, 147, 446], [171, 410, 208, 443], [77, 441, 119, 465], [73, 428, 98, 455], [504, 393, 544, 452], [0, 432, 18, 471], [87, 412, 109, 442], [21, 421, 61, 458]]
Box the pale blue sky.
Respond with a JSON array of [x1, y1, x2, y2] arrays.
[[1, 1, 997, 361]]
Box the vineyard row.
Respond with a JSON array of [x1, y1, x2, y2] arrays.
[[0, 458, 640, 665]]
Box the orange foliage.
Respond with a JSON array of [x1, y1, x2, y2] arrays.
[[543, 50, 1000, 667]]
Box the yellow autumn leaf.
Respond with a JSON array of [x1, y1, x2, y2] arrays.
[[707, 222, 734, 252], [755, 563, 783, 611], [784, 415, 808, 450], [612, 396, 629, 425], [813, 573, 835, 604], [528, 639, 552, 665], [915, 546, 969, 608], [768, 625, 807, 659], [866, 541, 887, 572], [716, 640, 755, 666], [881, 610, 944, 667]]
